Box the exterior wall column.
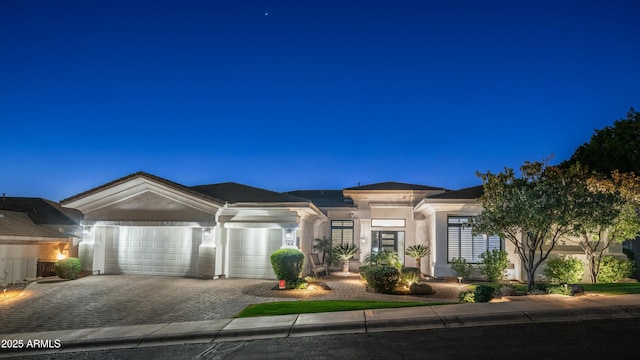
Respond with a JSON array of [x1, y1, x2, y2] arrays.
[[214, 225, 226, 278], [198, 227, 216, 279], [78, 225, 96, 274]]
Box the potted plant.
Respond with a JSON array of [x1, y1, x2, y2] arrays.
[[333, 243, 360, 273]]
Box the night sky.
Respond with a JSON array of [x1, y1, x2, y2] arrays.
[[2, 0, 639, 201]]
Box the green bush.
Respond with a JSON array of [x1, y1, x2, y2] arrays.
[[270, 249, 305, 283], [479, 249, 509, 282], [399, 267, 421, 286], [358, 265, 372, 282], [473, 284, 496, 302], [363, 251, 402, 269], [458, 289, 475, 303], [544, 255, 584, 284], [597, 256, 634, 283], [366, 266, 400, 294], [547, 285, 570, 295], [55, 257, 81, 280], [450, 258, 472, 279], [531, 283, 548, 294]]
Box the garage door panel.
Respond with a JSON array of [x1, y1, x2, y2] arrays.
[[228, 228, 282, 279], [105, 226, 198, 276]]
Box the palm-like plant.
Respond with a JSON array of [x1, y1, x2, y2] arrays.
[[313, 237, 334, 268], [333, 243, 360, 272], [405, 244, 431, 273]]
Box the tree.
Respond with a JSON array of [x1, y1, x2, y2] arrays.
[[561, 108, 640, 175], [405, 244, 431, 274], [567, 169, 640, 283], [474, 160, 574, 292]]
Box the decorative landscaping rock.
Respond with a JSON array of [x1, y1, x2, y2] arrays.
[[410, 283, 435, 295], [571, 284, 585, 296]]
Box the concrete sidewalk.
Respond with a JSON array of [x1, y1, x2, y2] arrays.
[[2, 294, 639, 357]]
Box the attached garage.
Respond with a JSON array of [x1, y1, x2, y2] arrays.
[[105, 226, 198, 276], [227, 228, 282, 279]]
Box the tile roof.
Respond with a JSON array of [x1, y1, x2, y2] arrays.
[[427, 185, 484, 200], [0, 197, 82, 225], [191, 183, 310, 204], [0, 210, 70, 239], [345, 181, 446, 191], [285, 190, 354, 208]]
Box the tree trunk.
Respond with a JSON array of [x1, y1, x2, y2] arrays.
[[415, 258, 421, 274]]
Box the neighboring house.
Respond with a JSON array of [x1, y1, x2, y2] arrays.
[[0, 209, 74, 286], [60, 172, 626, 282]]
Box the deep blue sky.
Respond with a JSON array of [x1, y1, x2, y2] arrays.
[[2, 0, 639, 201]]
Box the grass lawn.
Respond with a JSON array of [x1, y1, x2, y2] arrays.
[[580, 282, 640, 294], [235, 300, 451, 318]]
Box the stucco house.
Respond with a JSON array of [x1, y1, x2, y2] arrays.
[[60, 172, 626, 282], [0, 197, 81, 286]]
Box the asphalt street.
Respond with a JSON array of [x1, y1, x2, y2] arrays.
[[15, 317, 640, 360]]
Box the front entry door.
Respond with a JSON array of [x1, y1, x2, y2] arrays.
[[372, 231, 398, 253]]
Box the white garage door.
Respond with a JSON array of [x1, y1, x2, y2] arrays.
[[228, 228, 282, 279], [105, 227, 198, 276]]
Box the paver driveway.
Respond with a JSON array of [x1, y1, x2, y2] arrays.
[[0, 275, 284, 334], [0, 274, 462, 335]]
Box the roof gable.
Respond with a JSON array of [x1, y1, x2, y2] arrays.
[[61, 172, 224, 214], [345, 181, 445, 191]]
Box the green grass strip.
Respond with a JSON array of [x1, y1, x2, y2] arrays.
[[580, 283, 640, 294], [235, 300, 451, 318]]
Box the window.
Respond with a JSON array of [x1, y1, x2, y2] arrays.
[[447, 216, 500, 263], [331, 220, 354, 246]]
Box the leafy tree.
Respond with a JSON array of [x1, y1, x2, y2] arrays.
[[562, 108, 640, 175], [474, 160, 574, 291], [405, 244, 430, 273], [566, 169, 640, 283]]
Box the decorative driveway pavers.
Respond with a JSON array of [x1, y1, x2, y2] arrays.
[[0, 275, 290, 335], [0, 273, 462, 335]]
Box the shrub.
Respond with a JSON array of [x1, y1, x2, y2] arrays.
[[55, 257, 81, 280], [399, 267, 421, 286], [358, 265, 372, 282], [531, 283, 548, 294], [458, 289, 475, 303], [450, 258, 472, 280], [499, 284, 515, 296], [547, 285, 570, 295], [363, 251, 402, 269], [544, 255, 584, 284], [597, 256, 634, 283], [473, 284, 496, 302], [366, 266, 400, 294], [479, 249, 509, 282], [270, 249, 305, 283]]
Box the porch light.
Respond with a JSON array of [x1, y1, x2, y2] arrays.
[[57, 253, 66, 261]]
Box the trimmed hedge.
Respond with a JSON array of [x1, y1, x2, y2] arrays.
[[270, 249, 305, 283], [55, 257, 81, 280], [366, 266, 400, 294]]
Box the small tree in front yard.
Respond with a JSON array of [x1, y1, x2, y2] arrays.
[[479, 249, 509, 282], [566, 170, 640, 283], [405, 244, 430, 274], [474, 160, 575, 292]]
